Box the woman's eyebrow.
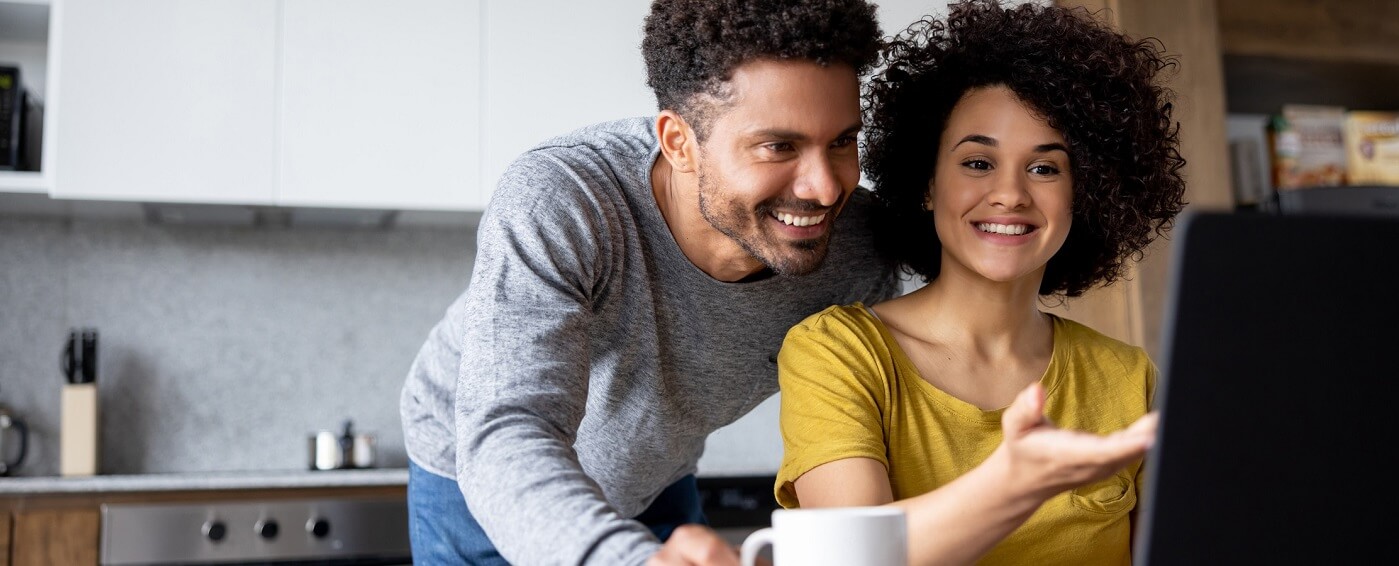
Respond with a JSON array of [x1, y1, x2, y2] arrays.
[[952, 134, 997, 149], [951, 136, 1068, 154]]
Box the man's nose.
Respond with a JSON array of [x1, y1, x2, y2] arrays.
[[793, 153, 846, 207]]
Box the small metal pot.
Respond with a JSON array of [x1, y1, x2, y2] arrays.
[[308, 420, 376, 470], [350, 433, 376, 469]]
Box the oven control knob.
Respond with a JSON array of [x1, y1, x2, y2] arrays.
[[308, 517, 331, 538], [202, 520, 227, 542], [256, 519, 280, 539]]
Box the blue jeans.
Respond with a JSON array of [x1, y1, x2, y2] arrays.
[[407, 460, 707, 564]]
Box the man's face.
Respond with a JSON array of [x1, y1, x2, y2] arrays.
[[692, 59, 863, 276]]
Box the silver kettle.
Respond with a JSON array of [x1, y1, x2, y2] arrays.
[[0, 406, 28, 477]]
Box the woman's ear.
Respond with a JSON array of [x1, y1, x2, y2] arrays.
[[924, 181, 935, 211], [655, 110, 698, 174]]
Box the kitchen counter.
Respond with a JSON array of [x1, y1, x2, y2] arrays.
[[0, 467, 408, 495]]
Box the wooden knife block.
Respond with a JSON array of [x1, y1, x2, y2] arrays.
[[60, 383, 99, 477]]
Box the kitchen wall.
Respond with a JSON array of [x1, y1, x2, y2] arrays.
[[0, 212, 475, 476], [0, 209, 800, 477]]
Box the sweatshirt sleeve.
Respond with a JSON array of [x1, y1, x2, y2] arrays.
[[453, 154, 661, 565]]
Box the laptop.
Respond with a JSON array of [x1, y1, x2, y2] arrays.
[[1132, 210, 1399, 565]]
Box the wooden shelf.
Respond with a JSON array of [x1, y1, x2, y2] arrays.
[[1218, 0, 1399, 114], [1224, 55, 1399, 114], [1218, 0, 1399, 66]]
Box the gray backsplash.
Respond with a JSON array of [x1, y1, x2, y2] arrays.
[[0, 214, 475, 476], [0, 212, 789, 478]]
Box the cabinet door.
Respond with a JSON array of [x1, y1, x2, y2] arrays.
[[1, 511, 10, 566], [480, 0, 655, 209], [51, 0, 279, 204], [279, 0, 481, 210], [11, 508, 99, 566]]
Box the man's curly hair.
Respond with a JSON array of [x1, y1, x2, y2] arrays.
[[863, 0, 1187, 297], [643, 0, 882, 140]]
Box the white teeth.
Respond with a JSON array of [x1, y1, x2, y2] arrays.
[[774, 212, 827, 227], [976, 222, 1030, 235]]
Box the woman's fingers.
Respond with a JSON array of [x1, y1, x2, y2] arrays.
[[1002, 382, 1047, 438]]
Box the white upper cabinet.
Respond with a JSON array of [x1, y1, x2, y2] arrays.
[[52, 0, 280, 204], [34, 0, 960, 211], [278, 0, 480, 210], [480, 0, 656, 205], [50, 0, 481, 210]]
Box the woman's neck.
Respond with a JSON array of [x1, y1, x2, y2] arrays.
[[891, 266, 1051, 360]]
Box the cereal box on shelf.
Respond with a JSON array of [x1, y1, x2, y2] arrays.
[[1343, 111, 1399, 185], [1267, 104, 1348, 189]]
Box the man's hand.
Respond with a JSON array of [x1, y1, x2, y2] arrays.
[[646, 525, 741, 566]]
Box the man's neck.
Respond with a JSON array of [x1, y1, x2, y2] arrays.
[[650, 156, 766, 282]]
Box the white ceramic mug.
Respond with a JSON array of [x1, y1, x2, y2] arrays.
[[740, 506, 908, 566]]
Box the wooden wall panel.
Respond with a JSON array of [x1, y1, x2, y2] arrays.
[[1056, 0, 1233, 359], [1112, 0, 1234, 359]]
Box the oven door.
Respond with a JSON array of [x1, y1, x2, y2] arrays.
[[100, 497, 410, 565]]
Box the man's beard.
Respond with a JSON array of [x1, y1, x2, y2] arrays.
[[696, 168, 839, 277]]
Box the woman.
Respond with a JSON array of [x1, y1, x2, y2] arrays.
[[774, 1, 1187, 564]]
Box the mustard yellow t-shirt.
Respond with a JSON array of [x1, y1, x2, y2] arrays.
[[775, 303, 1156, 566]]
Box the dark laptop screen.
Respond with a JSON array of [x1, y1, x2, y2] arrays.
[[1133, 211, 1399, 565]]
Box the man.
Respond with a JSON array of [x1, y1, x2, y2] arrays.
[[400, 0, 898, 563]]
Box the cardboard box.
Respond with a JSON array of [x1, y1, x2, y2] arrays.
[[1268, 104, 1348, 189], [1344, 111, 1399, 185]]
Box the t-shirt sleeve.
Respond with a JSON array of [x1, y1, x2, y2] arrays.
[[774, 308, 891, 508]]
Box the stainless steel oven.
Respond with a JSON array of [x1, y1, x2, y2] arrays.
[[100, 496, 410, 565]]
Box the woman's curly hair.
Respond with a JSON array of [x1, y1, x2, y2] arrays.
[[863, 0, 1187, 297], [642, 0, 882, 140]]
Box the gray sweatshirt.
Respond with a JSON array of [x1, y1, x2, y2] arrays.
[[400, 117, 900, 565]]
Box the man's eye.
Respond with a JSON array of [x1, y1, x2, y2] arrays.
[[962, 159, 991, 171], [765, 142, 795, 152], [831, 135, 857, 149]]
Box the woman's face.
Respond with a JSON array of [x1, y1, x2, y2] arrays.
[[928, 84, 1074, 288]]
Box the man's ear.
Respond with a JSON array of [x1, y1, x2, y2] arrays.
[[655, 110, 699, 174], [924, 179, 936, 211]]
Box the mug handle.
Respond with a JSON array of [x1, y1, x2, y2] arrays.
[[2, 417, 25, 472], [740, 527, 775, 566]]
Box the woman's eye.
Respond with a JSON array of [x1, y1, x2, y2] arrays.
[[962, 159, 992, 171], [1030, 163, 1061, 176], [831, 135, 857, 149]]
